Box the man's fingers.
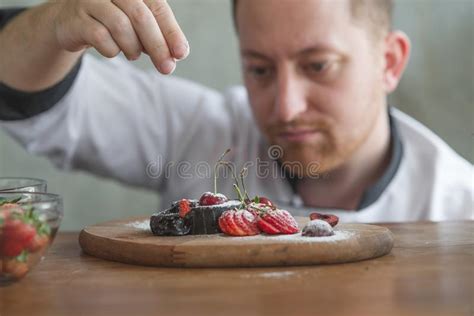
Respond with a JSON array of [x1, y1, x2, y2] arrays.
[[143, 0, 189, 60], [81, 15, 121, 58], [112, 0, 175, 74], [87, 2, 143, 60]]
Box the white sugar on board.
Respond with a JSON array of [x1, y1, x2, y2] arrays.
[[125, 220, 151, 231], [258, 271, 296, 279], [225, 230, 354, 243], [240, 271, 297, 279], [123, 220, 353, 242]]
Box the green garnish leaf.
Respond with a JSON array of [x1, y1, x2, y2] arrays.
[[23, 205, 34, 215], [0, 197, 22, 206], [16, 250, 29, 263], [38, 222, 51, 236], [253, 196, 260, 203]]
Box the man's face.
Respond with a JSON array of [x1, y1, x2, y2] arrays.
[[237, 0, 387, 176]]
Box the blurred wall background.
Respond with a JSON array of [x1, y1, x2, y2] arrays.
[[0, 0, 472, 230]]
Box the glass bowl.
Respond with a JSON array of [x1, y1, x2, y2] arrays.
[[0, 177, 47, 193], [0, 192, 63, 284]]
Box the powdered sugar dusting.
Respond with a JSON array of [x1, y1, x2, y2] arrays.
[[126, 220, 151, 231], [225, 230, 353, 243], [241, 271, 297, 279], [259, 271, 296, 278], [302, 219, 334, 237], [124, 219, 353, 242]]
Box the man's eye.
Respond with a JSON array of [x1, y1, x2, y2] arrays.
[[306, 62, 328, 73], [246, 66, 272, 78]]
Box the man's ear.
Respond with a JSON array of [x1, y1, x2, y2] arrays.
[[382, 31, 411, 93]]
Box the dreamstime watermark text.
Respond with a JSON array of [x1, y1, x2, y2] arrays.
[[145, 145, 323, 180]]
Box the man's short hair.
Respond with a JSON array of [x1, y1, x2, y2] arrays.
[[232, 0, 394, 39]]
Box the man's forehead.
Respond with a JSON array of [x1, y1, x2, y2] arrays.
[[235, 0, 353, 27], [236, 0, 356, 57]]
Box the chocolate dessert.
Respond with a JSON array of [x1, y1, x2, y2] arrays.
[[150, 199, 241, 236]]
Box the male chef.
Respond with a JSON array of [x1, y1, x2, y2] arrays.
[[0, 0, 472, 221]]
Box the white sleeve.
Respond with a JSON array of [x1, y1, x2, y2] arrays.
[[0, 54, 237, 191]]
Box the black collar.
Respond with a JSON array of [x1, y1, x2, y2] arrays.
[[357, 108, 403, 209]]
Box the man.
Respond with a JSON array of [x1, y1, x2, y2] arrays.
[[0, 0, 472, 222]]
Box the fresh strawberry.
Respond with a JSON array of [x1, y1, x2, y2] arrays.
[[218, 209, 259, 236], [4, 219, 36, 245], [257, 209, 299, 235], [27, 234, 50, 252], [0, 203, 23, 212], [199, 192, 228, 206], [309, 212, 339, 227], [0, 210, 7, 225], [0, 241, 25, 257], [235, 209, 260, 235], [3, 258, 29, 279], [177, 199, 192, 218], [0, 203, 23, 225], [256, 218, 280, 234], [1, 217, 36, 257], [218, 214, 230, 235], [221, 210, 245, 235]]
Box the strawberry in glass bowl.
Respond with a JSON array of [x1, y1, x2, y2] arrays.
[[0, 192, 63, 284]]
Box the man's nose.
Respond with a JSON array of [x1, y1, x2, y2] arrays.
[[274, 69, 308, 123]]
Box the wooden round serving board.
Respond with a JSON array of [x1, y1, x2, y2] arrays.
[[79, 217, 394, 268]]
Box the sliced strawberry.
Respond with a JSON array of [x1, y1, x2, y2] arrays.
[[256, 218, 280, 234], [258, 209, 299, 234], [277, 210, 299, 233], [309, 212, 339, 227], [263, 214, 291, 234], [234, 210, 259, 235], [231, 211, 250, 235], [260, 213, 283, 232], [177, 199, 192, 218], [225, 211, 246, 236], [219, 209, 260, 236], [218, 213, 230, 234], [240, 210, 260, 235]]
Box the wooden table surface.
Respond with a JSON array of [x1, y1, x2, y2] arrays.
[[1, 221, 472, 316]]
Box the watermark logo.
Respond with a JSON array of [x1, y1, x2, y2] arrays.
[[145, 145, 322, 180], [268, 144, 283, 160]]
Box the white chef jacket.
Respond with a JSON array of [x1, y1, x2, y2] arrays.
[[1, 54, 472, 222]]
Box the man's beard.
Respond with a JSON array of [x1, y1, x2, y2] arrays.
[[265, 117, 365, 178]]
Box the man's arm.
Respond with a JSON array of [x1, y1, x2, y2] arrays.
[[0, 0, 188, 93], [0, 4, 82, 92], [1, 52, 237, 191], [0, 2, 239, 192]]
